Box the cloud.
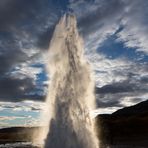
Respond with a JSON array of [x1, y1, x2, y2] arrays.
[[96, 83, 134, 94], [0, 101, 46, 126], [69, 0, 125, 51], [80, 0, 148, 110], [0, 100, 46, 110], [0, 77, 35, 101], [0, 116, 28, 121], [69, 0, 148, 54], [116, 0, 148, 54], [0, 0, 147, 106], [95, 60, 148, 109], [0, 0, 61, 101]]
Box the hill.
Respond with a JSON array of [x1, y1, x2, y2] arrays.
[[97, 100, 148, 147], [0, 100, 148, 147], [0, 127, 42, 147]]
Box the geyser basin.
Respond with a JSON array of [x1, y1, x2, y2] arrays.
[[44, 14, 99, 148]]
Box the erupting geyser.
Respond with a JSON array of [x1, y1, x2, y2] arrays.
[[44, 14, 99, 148]]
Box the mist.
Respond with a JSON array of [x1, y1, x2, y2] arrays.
[[42, 14, 99, 148]]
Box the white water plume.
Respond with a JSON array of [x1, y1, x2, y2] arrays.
[[44, 14, 99, 148]]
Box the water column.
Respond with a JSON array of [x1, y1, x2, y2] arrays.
[[44, 14, 99, 148]]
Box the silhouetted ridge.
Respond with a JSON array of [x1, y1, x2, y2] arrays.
[[112, 100, 148, 117]]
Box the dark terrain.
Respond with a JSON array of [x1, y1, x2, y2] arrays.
[[0, 127, 42, 148], [0, 100, 148, 148], [97, 100, 148, 148]]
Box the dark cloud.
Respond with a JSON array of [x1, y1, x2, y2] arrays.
[[0, 35, 29, 74], [95, 82, 135, 94], [0, 77, 32, 101], [96, 72, 148, 108], [0, 0, 147, 105], [0, 76, 46, 101], [0, 0, 60, 101], [140, 76, 148, 84], [0, 0, 61, 49], [96, 71, 148, 94], [97, 99, 123, 108], [36, 26, 55, 50], [77, 0, 126, 35], [0, 0, 42, 30]]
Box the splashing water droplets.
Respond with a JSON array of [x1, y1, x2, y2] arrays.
[[43, 14, 99, 148]]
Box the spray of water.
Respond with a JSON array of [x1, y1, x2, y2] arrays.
[[44, 14, 99, 148]]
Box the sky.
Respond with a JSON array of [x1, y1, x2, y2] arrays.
[[0, 0, 148, 127]]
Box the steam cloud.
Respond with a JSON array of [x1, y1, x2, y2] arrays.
[[43, 14, 99, 148]]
